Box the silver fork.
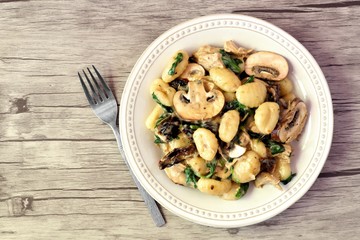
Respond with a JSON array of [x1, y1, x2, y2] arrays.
[[78, 65, 165, 227]]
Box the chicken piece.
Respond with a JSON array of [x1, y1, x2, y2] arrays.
[[193, 45, 225, 71], [224, 40, 253, 59]]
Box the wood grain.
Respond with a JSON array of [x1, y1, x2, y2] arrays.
[[0, 0, 359, 239]]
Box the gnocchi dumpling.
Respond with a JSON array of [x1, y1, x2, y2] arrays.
[[219, 110, 240, 143], [223, 91, 236, 102], [164, 163, 186, 185], [186, 156, 208, 176], [254, 102, 280, 134], [197, 178, 232, 196], [274, 158, 292, 181], [209, 67, 241, 92], [221, 182, 243, 200], [162, 50, 189, 83], [250, 139, 267, 158], [236, 81, 267, 107], [145, 105, 164, 130], [278, 77, 293, 97], [232, 151, 261, 183], [282, 92, 296, 103], [193, 128, 218, 161], [215, 167, 232, 179], [150, 78, 176, 107], [169, 133, 192, 151]]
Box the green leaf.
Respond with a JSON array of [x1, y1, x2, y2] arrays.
[[204, 160, 217, 178], [224, 100, 252, 117], [168, 52, 183, 75], [281, 173, 296, 185], [268, 140, 285, 155], [155, 113, 170, 127], [185, 166, 198, 188], [220, 49, 242, 74], [154, 135, 165, 144], [152, 92, 173, 113], [189, 124, 200, 130], [235, 183, 249, 199], [244, 75, 254, 84]]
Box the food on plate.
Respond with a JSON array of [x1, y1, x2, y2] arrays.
[[146, 40, 308, 200]]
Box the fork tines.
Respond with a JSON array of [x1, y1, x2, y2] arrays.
[[78, 65, 112, 105]]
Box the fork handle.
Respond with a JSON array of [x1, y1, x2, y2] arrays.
[[109, 123, 166, 227]]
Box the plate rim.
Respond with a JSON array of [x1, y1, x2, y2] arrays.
[[119, 13, 334, 227]]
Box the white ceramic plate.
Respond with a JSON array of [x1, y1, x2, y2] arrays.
[[120, 14, 333, 228]]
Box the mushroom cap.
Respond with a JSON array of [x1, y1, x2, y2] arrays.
[[173, 80, 225, 121], [180, 63, 205, 81], [272, 98, 308, 143], [245, 51, 289, 81]]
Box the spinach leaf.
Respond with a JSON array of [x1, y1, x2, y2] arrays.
[[185, 166, 198, 188], [235, 183, 249, 199], [152, 92, 174, 113], [182, 121, 219, 136], [281, 173, 296, 185], [243, 75, 254, 84], [247, 131, 268, 140], [247, 132, 284, 155], [204, 160, 217, 178], [224, 100, 252, 117], [220, 49, 242, 74], [268, 140, 285, 155], [155, 113, 170, 127], [154, 135, 165, 144], [168, 53, 183, 75], [189, 124, 200, 130]]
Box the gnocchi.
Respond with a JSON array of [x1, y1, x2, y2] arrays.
[[150, 78, 176, 107], [219, 110, 240, 143], [209, 67, 241, 92], [236, 81, 267, 108], [250, 139, 267, 158], [278, 77, 293, 96], [193, 128, 218, 161], [147, 40, 308, 200], [197, 178, 231, 196], [254, 102, 280, 134], [162, 50, 189, 83], [232, 151, 261, 183], [145, 105, 164, 130]]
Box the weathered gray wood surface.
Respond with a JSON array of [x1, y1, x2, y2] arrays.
[[0, 0, 359, 239]]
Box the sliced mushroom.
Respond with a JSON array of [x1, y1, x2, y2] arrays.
[[238, 130, 251, 147], [245, 51, 289, 81], [254, 172, 282, 190], [155, 115, 181, 142], [260, 158, 277, 173], [180, 63, 205, 81], [224, 40, 253, 58], [159, 145, 196, 170], [193, 45, 225, 71], [266, 84, 280, 103], [272, 98, 308, 143], [173, 80, 225, 121], [229, 144, 247, 158]]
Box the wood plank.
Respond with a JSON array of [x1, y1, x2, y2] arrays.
[[0, 0, 359, 239]]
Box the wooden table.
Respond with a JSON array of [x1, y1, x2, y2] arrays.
[[0, 0, 359, 239]]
